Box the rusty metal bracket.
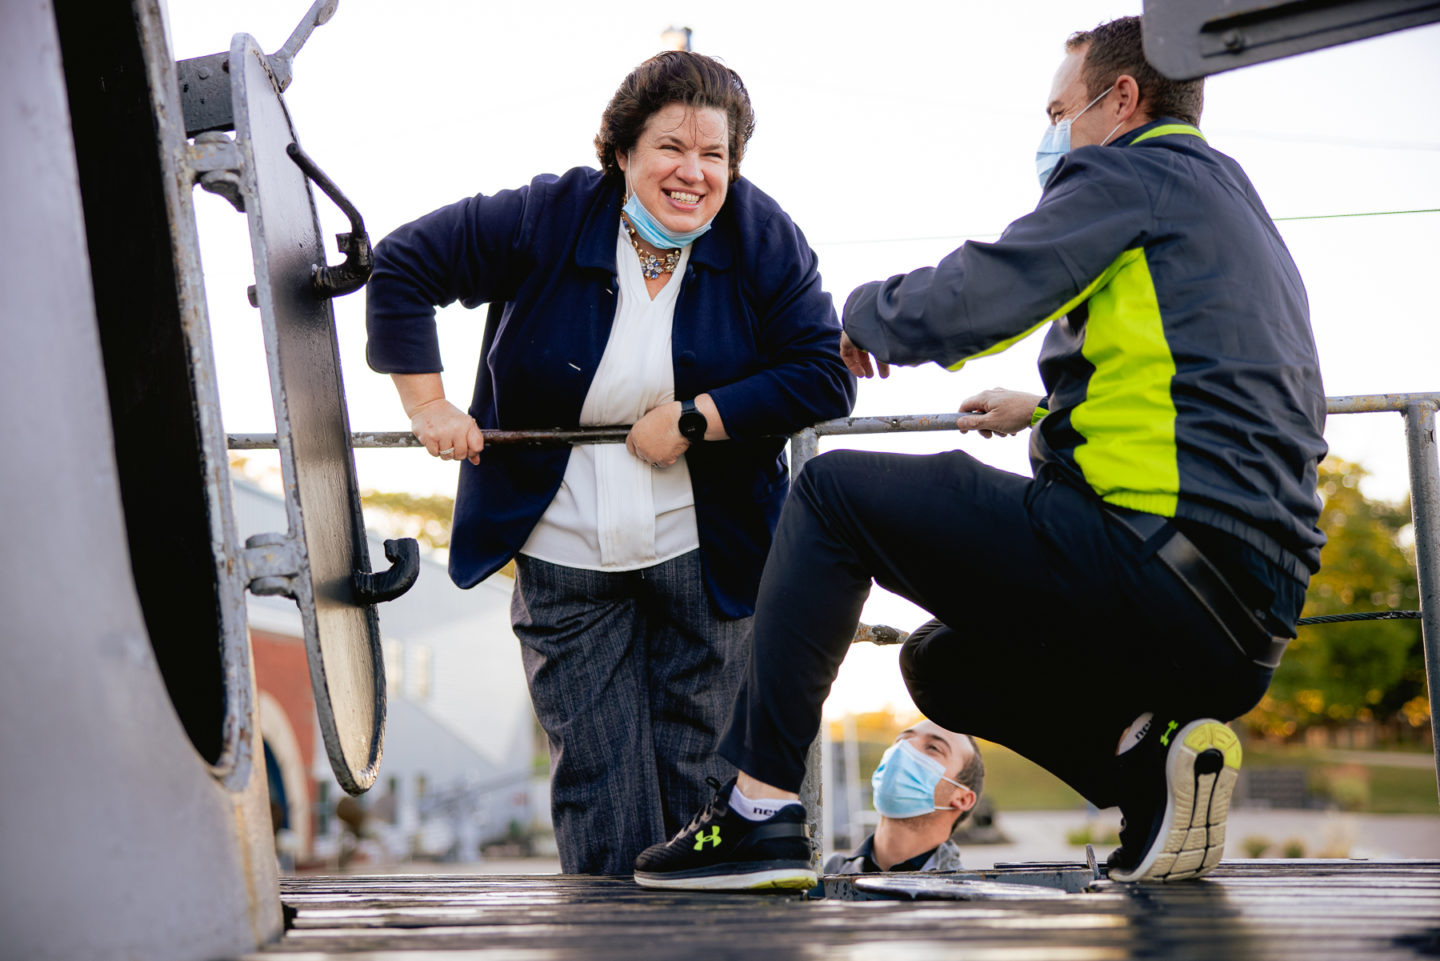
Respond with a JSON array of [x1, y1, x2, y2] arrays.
[[285, 142, 372, 297], [176, 52, 236, 137], [187, 132, 245, 211], [242, 532, 302, 598]]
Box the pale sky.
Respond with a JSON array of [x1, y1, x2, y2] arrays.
[[165, 1, 1440, 716]]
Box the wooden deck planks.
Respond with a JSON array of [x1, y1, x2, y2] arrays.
[[245, 860, 1440, 960]]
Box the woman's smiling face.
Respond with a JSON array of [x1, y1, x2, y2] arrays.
[[618, 103, 729, 239]]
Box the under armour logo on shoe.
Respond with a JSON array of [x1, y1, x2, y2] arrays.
[[693, 827, 722, 851], [1159, 720, 1179, 746]]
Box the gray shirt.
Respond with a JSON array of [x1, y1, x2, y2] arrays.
[[823, 835, 965, 875]]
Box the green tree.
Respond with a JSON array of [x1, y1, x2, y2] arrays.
[[359, 489, 517, 579], [360, 489, 456, 552], [1242, 457, 1426, 739]]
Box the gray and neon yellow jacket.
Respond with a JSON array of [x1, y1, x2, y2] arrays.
[[843, 118, 1327, 582]]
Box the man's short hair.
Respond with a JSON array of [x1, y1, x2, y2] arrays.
[[1066, 16, 1203, 127], [951, 734, 985, 827]]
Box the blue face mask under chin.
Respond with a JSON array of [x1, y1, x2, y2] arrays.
[[1035, 84, 1116, 188], [622, 152, 715, 249], [870, 738, 965, 819]]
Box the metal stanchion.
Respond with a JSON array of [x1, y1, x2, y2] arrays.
[[1403, 400, 1440, 806]]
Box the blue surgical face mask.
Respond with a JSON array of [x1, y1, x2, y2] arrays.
[[1035, 84, 1116, 188], [871, 739, 964, 819], [622, 151, 714, 249]]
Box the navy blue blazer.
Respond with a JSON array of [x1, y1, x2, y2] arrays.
[[366, 166, 856, 616]]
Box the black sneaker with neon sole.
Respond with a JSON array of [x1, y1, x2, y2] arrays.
[[1107, 718, 1243, 882], [633, 777, 817, 891]]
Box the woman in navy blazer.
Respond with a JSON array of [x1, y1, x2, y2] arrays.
[[365, 51, 855, 874]]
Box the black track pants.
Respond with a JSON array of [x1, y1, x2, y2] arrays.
[[717, 448, 1274, 807]]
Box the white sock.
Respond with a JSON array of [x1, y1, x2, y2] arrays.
[[1116, 712, 1154, 755], [729, 785, 802, 822]]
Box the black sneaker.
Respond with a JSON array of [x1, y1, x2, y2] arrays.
[[633, 777, 817, 891], [1107, 718, 1243, 882]]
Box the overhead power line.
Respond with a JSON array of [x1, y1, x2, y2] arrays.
[[1273, 207, 1440, 222], [815, 207, 1440, 248], [1211, 130, 1440, 152]]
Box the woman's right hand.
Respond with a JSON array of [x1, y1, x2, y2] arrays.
[[409, 397, 484, 465], [391, 372, 483, 464]]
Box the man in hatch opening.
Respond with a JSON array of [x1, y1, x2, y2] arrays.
[[632, 13, 1326, 891], [824, 721, 985, 875]]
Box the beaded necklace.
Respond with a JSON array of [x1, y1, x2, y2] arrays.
[[620, 212, 681, 280]]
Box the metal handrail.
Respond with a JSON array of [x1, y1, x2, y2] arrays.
[[226, 393, 1440, 451], [227, 413, 989, 451], [228, 391, 1440, 846]]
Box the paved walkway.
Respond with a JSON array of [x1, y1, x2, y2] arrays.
[[959, 809, 1440, 869], [301, 809, 1440, 877], [1310, 748, 1439, 769]]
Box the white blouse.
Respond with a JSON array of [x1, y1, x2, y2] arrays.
[[518, 225, 700, 571]]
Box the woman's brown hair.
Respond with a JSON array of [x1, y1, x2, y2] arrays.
[[595, 50, 756, 184]]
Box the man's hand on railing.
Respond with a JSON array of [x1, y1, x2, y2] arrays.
[[840, 331, 890, 380], [957, 388, 1043, 438]]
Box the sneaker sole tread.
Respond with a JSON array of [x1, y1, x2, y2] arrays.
[[1110, 719, 1241, 883], [634, 866, 818, 891]]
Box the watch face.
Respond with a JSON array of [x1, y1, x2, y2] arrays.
[[679, 411, 707, 441]]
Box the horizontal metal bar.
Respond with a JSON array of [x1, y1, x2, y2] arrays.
[[810, 413, 970, 436], [1326, 393, 1440, 415], [228, 416, 968, 451], [853, 622, 910, 645], [227, 393, 1440, 451], [228, 427, 634, 450]]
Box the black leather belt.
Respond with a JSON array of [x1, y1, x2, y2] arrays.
[[1103, 505, 1290, 669]]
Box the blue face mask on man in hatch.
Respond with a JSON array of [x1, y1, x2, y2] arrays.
[[870, 738, 966, 819], [1034, 83, 1117, 188]]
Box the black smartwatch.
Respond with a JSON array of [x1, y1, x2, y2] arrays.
[[678, 398, 708, 442]]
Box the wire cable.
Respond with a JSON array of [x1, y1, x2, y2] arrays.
[[814, 207, 1440, 247], [1297, 610, 1421, 626], [1274, 207, 1439, 223]]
